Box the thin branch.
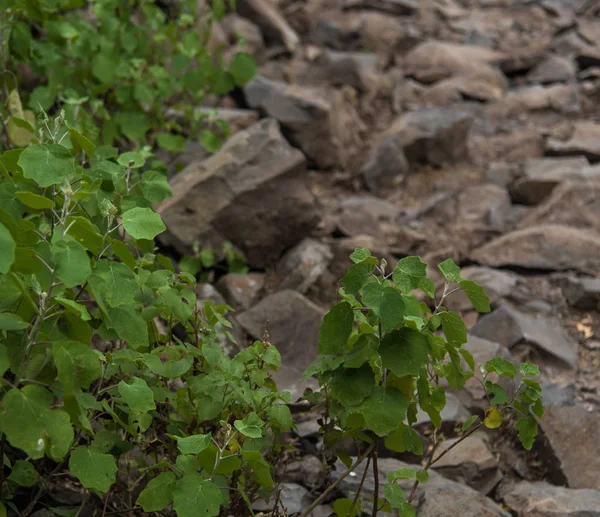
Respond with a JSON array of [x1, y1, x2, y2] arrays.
[[371, 444, 379, 517], [348, 454, 371, 517], [299, 442, 376, 517]]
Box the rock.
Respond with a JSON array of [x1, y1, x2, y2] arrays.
[[458, 267, 532, 309], [423, 73, 507, 105], [415, 392, 471, 428], [215, 273, 265, 311], [470, 305, 578, 368], [546, 121, 600, 162], [555, 274, 600, 310], [483, 162, 520, 187], [158, 119, 320, 268], [456, 184, 512, 228], [252, 483, 313, 514], [432, 434, 502, 495], [342, 0, 419, 16], [501, 84, 580, 115], [332, 457, 511, 516], [471, 224, 600, 274], [310, 10, 420, 53], [540, 404, 600, 490], [361, 108, 473, 188], [273, 238, 334, 294], [243, 75, 363, 169], [510, 156, 590, 205], [316, 49, 379, 92], [237, 290, 324, 401], [499, 480, 600, 517], [404, 41, 504, 84], [518, 181, 600, 232], [541, 381, 576, 407], [279, 455, 324, 489], [525, 55, 577, 84], [237, 0, 300, 51], [221, 14, 266, 56], [335, 195, 400, 238]]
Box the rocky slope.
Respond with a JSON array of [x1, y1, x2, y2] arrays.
[[158, 0, 600, 514]]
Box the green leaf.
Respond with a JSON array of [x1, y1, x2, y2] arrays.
[[520, 362, 540, 377], [392, 256, 427, 293], [53, 340, 102, 395], [118, 151, 146, 169], [330, 364, 374, 407], [383, 483, 414, 516], [137, 472, 176, 512], [267, 404, 293, 430], [92, 53, 118, 84], [234, 412, 264, 438], [68, 128, 96, 158], [344, 334, 379, 368], [483, 407, 502, 429], [361, 283, 405, 332], [438, 259, 461, 283], [439, 311, 467, 347], [15, 191, 55, 209], [143, 353, 193, 379], [8, 460, 38, 487], [459, 280, 490, 313], [317, 302, 354, 355], [199, 130, 223, 153], [388, 467, 416, 481], [384, 424, 423, 455], [230, 53, 256, 86], [359, 386, 408, 436], [0, 312, 29, 330], [380, 328, 430, 377], [69, 446, 117, 493], [141, 170, 172, 203], [461, 415, 479, 432], [516, 416, 538, 450], [174, 434, 211, 455], [118, 377, 155, 413], [419, 277, 436, 298], [0, 344, 10, 377], [18, 144, 75, 188], [54, 297, 91, 321], [350, 248, 372, 263], [65, 216, 104, 254], [0, 223, 16, 274], [416, 470, 429, 483], [485, 358, 517, 378], [52, 239, 91, 288], [0, 502, 5, 517], [173, 474, 223, 517], [89, 260, 139, 307], [122, 207, 166, 240], [342, 262, 374, 295], [156, 132, 186, 153], [0, 386, 73, 460], [485, 381, 508, 405], [107, 306, 149, 349], [119, 111, 151, 142], [333, 497, 360, 517]]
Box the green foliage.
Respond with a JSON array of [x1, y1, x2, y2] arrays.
[[0, 120, 291, 515], [2, 0, 256, 155], [304, 250, 544, 513]]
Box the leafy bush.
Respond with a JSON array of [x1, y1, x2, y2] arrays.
[[301, 250, 543, 516], [1, 0, 256, 153], [0, 117, 292, 516]]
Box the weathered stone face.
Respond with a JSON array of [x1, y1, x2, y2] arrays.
[[157, 118, 320, 267]]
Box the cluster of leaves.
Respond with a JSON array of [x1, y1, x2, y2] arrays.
[[303, 249, 544, 516], [0, 117, 292, 516], [1, 0, 257, 154]]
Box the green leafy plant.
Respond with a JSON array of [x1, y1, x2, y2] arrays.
[[301, 250, 544, 517], [0, 117, 291, 516], [1, 0, 256, 154]]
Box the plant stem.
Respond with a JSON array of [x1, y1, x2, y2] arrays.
[[299, 442, 376, 517], [371, 444, 379, 517], [407, 422, 483, 503], [348, 454, 371, 517]]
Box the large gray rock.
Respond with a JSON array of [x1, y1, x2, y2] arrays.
[[243, 75, 363, 169], [540, 404, 600, 490], [335, 195, 400, 238], [518, 181, 600, 231], [361, 109, 473, 189], [237, 290, 324, 401], [471, 224, 600, 274], [510, 156, 591, 205], [525, 54, 577, 85], [273, 238, 333, 294], [555, 274, 600, 310], [252, 483, 313, 514], [157, 119, 320, 268], [432, 434, 503, 495], [315, 49, 379, 92], [500, 480, 600, 516], [546, 121, 600, 162], [502, 84, 580, 115], [215, 273, 265, 312], [470, 305, 578, 368], [332, 457, 511, 516]]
